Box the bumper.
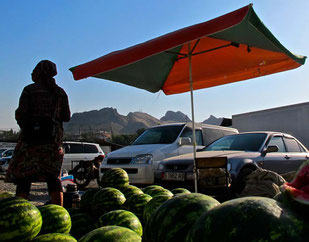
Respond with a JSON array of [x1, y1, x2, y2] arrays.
[[100, 164, 154, 184], [155, 169, 232, 195]]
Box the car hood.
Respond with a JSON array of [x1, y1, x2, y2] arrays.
[[162, 150, 258, 165], [106, 144, 173, 158]]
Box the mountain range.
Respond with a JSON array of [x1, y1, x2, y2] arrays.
[[64, 107, 224, 135]]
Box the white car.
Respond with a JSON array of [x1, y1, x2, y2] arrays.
[[62, 141, 105, 171], [100, 123, 238, 185]]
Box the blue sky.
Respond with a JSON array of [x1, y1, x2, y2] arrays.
[[1, 0, 308, 130]]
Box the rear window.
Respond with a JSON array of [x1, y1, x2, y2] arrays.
[[68, 144, 84, 154], [284, 137, 303, 152], [84, 144, 99, 153]]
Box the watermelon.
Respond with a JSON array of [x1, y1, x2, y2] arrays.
[[144, 193, 219, 242], [78, 225, 141, 242], [100, 168, 129, 188], [80, 188, 101, 213], [123, 193, 152, 221], [187, 196, 304, 242], [69, 212, 95, 239], [0, 191, 15, 200], [33, 233, 77, 241], [0, 197, 42, 241], [142, 185, 165, 194], [93, 187, 126, 216], [275, 160, 309, 221], [66, 207, 81, 216], [97, 209, 143, 236], [145, 188, 173, 198], [280, 160, 309, 204], [143, 195, 172, 223], [171, 188, 191, 195], [39, 204, 71, 234], [119, 185, 144, 200]]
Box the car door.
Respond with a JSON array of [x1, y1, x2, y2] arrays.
[[262, 135, 291, 174], [178, 127, 204, 155], [282, 136, 308, 172]]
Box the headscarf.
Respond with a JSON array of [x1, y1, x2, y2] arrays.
[[33, 60, 57, 79], [32, 60, 59, 92]]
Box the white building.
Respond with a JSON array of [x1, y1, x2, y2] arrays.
[[232, 102, 309, 149]]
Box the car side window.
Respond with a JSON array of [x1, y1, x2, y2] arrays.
[[284, 137, 302, 152], [267, 136, 286, 152], [69, 144, 84, 153], [181, 127, 203, 146], [84, 144, 99, 153]]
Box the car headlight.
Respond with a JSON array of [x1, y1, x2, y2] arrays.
[[227, 162, 232, 171], [131, 154, 153, 164], [158, 163, 164, 170]]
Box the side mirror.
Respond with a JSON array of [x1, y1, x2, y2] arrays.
[[179, 137, 192, 146], [263, 145, 279, 154]]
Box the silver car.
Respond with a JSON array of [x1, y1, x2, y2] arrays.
[[155, 132, 309, 193]]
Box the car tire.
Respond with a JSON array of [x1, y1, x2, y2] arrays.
[[73, 164, 91, 189], [235, 167, 256, 194]]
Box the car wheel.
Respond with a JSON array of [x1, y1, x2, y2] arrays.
[[235, 167, 256, 194], [73, 164, 91, 189]]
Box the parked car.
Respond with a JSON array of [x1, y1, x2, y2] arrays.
[[62, 141, 105, 171], [0, 155, 12, 175], [0, 148, 8, 155], [155, 131, 309, 193], [0, 148, 15, 158], [99, 123, 238, 185]]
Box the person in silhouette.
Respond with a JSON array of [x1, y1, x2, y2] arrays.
[[6, 60, 71, 206]]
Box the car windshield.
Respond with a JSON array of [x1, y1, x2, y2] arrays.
[[204, 133, 267, 152], [132, 125, 184, 145]]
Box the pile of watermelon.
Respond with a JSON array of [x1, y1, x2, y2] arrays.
[[1, 164, 309, 241]]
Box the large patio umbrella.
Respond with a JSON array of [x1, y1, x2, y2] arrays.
[[70, 4, 306, 192]]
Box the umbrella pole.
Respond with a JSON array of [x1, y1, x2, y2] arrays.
[[188, 43, 198, 193]]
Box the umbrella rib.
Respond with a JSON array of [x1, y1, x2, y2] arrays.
[[164, 50, 187, 56], [177, 41, 239, 60], [191, 39, 200, 54]]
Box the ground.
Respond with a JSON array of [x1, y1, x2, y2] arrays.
[[0, 174, 98, 206]]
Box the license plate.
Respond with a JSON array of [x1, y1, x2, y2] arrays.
[[163, 172, 185, 181]]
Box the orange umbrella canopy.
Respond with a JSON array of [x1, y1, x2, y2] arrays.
[[70, 4, 306, 95]]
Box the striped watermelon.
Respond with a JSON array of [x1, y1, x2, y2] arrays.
[[144, 193, 220, 242], [171, 188, 191, 195], [123, 193, 152, 222], [142, 185, 165, 194], [100, 168, 129, 188], [80, 188, 101, 213], [69, 212, 95, 239], [143, 195, 172, 223], [187, 197, 304, 242], [120, 185, 144, 200], [79, 225, 141, 242], [0, 197, 42, 241], [0, 191, 15, 200], [33, 233, 77, 241], [97, 209, 143, 236], [39, 204, 71, 234], [93, 187, 126, 216], [145, 188, 173, 198]]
